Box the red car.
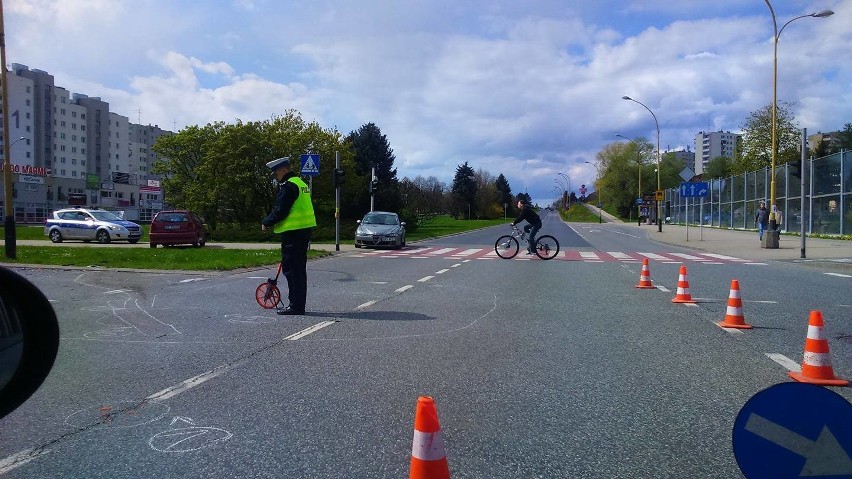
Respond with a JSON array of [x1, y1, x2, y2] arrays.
[[149, 210, 207, 248]]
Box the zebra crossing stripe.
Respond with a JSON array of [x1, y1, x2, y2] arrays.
[[354, 248, 758, 264]]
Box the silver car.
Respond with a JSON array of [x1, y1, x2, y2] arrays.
[[354, 211, 406, 249], [44, 208, 142, 244]]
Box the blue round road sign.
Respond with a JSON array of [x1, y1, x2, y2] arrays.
[[733, 382, 852, 478]]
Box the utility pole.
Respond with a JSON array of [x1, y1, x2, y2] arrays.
[[1, 0, 17, 258]]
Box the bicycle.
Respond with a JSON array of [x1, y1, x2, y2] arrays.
[[494, 225, 560, 260], [255, 263, 283, 309]]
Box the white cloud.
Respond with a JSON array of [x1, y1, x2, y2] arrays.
[[6, 0, 851, 205]]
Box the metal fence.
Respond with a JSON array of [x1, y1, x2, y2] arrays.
[[666, 149, 850, 236]]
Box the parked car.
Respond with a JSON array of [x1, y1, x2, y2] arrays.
[[354, 211, 406, 249], [149, 210, 207, 248], [44, 208, 142, 244]]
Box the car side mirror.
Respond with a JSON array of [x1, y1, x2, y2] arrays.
[[0, 266, 60, 419], [356, 220, 361, 224], [400, 222, 406, 226]]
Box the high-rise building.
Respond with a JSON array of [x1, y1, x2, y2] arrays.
[[1, 64, 172, 222], [694, 131, 740, 175]]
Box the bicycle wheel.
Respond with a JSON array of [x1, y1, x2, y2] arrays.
[[534, 235, 560, 260], [494, 235, 520, 259], [255, 282, 281, 309]]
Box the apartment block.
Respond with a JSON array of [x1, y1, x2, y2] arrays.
[[1, 64, 173, 222], [694, 131, 740, 175]]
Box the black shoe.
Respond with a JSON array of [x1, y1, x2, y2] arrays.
[[277, 306, 305, 315]]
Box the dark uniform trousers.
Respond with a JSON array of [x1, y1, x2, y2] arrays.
[[280, 228, 312, 310]]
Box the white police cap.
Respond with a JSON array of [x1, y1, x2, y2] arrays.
[[266, 157, 291, 170]]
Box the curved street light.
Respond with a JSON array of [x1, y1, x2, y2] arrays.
[[622, 96, 663, 232], [584, 161, 603, 224], [764, 1, 833, 240], [557, 172, 571, 209], [554, 176, 568, 209]]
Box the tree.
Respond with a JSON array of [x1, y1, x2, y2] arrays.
[[494, 174, 514, 216], [152, 111, 350, 230], [704, 156, 732, 179], [451, 162, 477, 219], [834, 123, 852, 152], [732, 102, 800, 175], [347, 123, 399, 214]]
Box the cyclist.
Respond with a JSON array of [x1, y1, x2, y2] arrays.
[[511, 199, 542, 254]]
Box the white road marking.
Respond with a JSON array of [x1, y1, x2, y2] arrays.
[[147, 369, 225, 402], [825, 272, 852, 278], [657, 286, 671, 292], [356, 300, 377, 310], [638, 252, 668, 261], [766, 353, 801, 372], [450, 263, 462, 268], [285, 320, 337, 341], [607, 252, 632, 260], [451, 248, 482, 257], [0, 448, 51, 475], [396, 285, 414, 293], [435, 269, 450, 275], [178, 278, 206, 283], [745, 263, 768, 266], [428, 248, 455, 255], [418, 276, 434, 282]]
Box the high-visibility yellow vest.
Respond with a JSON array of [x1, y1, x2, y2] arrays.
[[273, 177, 317, 233]]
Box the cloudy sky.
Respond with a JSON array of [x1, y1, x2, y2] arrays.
[[6, 0, 850, 205]]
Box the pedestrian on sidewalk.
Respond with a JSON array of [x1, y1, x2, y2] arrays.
[[755, 201, 768, 240], [774, 206, 783, 232]]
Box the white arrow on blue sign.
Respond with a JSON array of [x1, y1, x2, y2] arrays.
[[732, 382, 852, 478], [300, 154, 320, 176], [679, 181, 708, 198]]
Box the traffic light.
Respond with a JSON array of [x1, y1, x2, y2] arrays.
[[789, 159, 802, 178], [370, 178, 378, 193], [332, 168, 345, 187]]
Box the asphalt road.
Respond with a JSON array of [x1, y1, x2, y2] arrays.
[[1, 213, 850, 478]]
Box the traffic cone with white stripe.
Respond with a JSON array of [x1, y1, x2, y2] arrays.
[[635, 258, 655, 289], [410, 396, 450, 479], [717, 279, 752, 329], [788, 311, 848, 386], [671, 265, 696, 304]]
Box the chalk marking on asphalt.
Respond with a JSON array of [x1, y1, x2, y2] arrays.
[[766, 353, 801, 372], [418, 276, 434, 282], [104, 289, 130, 295], [746, 300, 777, 304], [285, 321, 337, 341], [356, 300, 377, 310], [825, 272, 852, 278], [147, 369, 226, 402], [395, 285, 414, 293], [0, 448, 51, 475], [435, 269, 449, 275]]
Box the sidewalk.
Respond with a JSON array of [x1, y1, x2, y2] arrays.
[[581, 203, 852, 262]]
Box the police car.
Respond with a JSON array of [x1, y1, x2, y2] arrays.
[[44, 208, 142, 244]]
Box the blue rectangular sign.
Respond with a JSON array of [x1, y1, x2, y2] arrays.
[[680, 181, 709, 198], [300, 154, 320, 176]]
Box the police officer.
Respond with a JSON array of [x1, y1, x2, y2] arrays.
[[261, 157, 317, 315]]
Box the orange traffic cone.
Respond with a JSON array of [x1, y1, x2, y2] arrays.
[[717, 280, 752, 329], [635, 258, 655, 289], [671, 265, 696, 303], [788, 311, 848, 386], [410, 396, 450, 479]]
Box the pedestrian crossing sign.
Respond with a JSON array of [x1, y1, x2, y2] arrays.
[[300, 154, 320, 176]]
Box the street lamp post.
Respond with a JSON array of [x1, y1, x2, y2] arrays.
[[554, 177, 567, 210], [764, 2, 833, 244], [616, 134, 644, 226], [584, 161, 602, 224], [557, 172, 571, 209], [622, 96, 662, 232]]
